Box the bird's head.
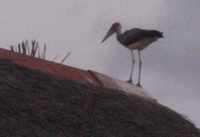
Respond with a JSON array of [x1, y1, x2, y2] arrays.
[[101, 22, 121, 43]]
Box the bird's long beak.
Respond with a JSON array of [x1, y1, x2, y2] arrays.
[[101, 27, 115, 43]]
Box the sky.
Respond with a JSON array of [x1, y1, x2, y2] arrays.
[[0, 0, 200, 128]]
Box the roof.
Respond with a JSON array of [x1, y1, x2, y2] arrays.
[[0, 48, 154, 100], [0, 59, 200, 136]]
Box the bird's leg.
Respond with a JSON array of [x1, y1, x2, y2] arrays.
[[137, 50, 142, 87], [127, 50, 135, 84]]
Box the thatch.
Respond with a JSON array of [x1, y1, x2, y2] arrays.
[[0, 59, 199, 137]]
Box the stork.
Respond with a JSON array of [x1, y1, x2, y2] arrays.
[[101, 22, 163, 87]]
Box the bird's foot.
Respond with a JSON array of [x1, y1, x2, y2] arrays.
[[126, 79, 134, 84], [136, 83, 142, 87]]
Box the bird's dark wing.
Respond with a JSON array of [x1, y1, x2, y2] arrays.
[[118, 28, 147, 46]]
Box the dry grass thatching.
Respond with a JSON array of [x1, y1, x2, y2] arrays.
[[10, 40, 71, 64], [0, 59, 200, 137]]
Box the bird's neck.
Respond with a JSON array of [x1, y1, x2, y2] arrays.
[[116, 30, 121, 39]]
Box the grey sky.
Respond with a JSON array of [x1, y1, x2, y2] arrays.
[[1, 1, 200, 128]]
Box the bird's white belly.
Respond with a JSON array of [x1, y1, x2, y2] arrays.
[[126, 38, 157, 50]]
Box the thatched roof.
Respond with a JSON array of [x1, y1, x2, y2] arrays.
[[0, 59, 200, 137], [0, 47, 154, 100]]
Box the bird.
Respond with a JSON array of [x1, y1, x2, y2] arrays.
[[101, 22, 163, 87]]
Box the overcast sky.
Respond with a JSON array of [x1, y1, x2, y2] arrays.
[[1, 1, 200, 128]]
